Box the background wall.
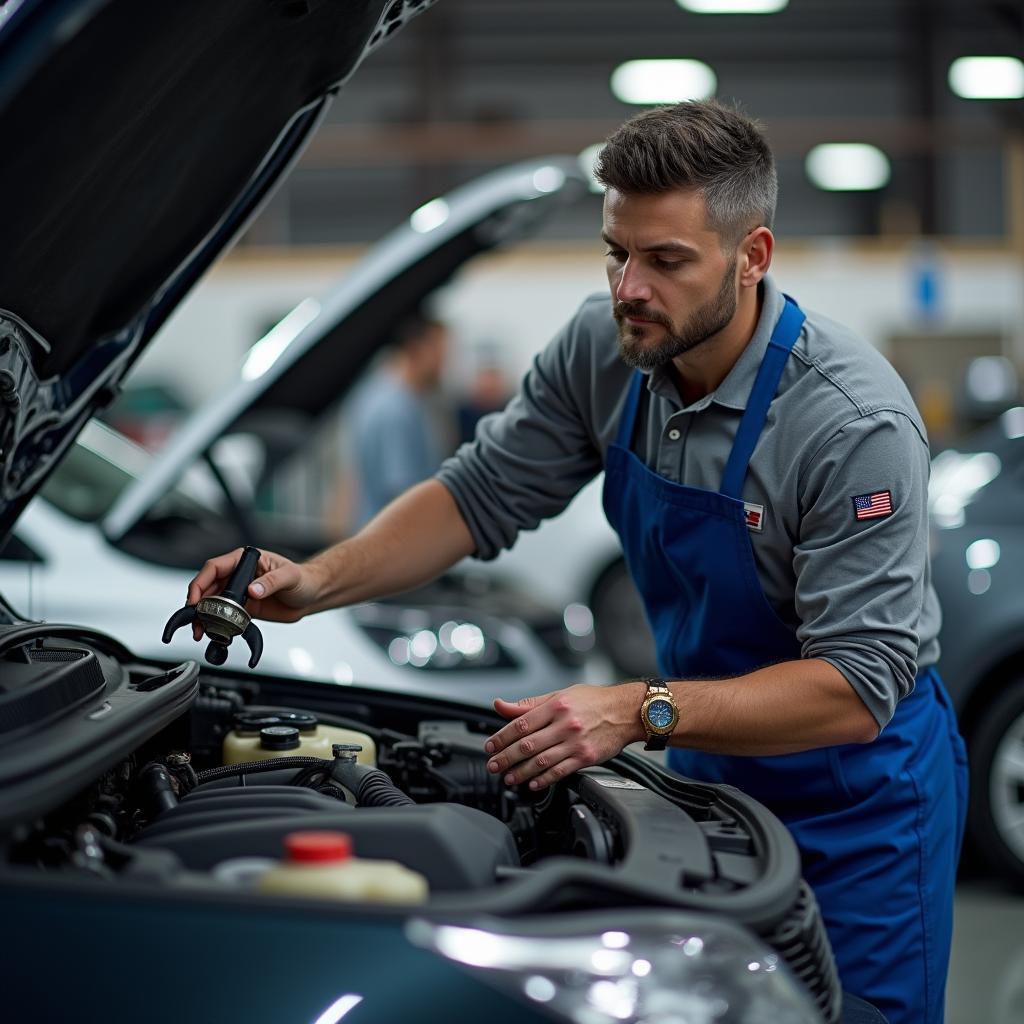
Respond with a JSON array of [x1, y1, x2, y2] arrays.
[[133, 240, 1024, 416]]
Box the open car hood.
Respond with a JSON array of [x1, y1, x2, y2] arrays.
[[0, 0, 437, 546], [101, 155, 589, 541]]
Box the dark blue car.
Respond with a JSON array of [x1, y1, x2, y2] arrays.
[[929, 408, 1024, 887]]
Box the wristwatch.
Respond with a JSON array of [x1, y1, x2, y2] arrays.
[[640, 678, 679, 751]]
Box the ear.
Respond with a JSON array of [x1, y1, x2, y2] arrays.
[[738, 226, 774, 287]]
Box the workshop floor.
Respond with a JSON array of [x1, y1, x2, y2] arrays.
[[947, 875, 1024, 1024]]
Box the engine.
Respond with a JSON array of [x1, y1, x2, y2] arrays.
[[0, 625, 842, 1023]]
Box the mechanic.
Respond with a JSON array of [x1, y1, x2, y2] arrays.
[[347, 311, 449, 529], [188, 101, 967, 1024]]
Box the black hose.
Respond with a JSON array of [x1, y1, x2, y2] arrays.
[[138, 763, 179, 817], [356, 771, 416, 808], [195, 756, 326, 785], [316, 784, 348, 803], [329, 758, 415, 808]]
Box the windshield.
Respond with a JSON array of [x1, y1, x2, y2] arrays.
[[40, 420, 217, 524]]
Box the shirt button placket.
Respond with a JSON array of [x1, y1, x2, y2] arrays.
[[659, 419, 684, 479]]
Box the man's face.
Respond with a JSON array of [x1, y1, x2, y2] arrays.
[[602, 187, 739, 370]]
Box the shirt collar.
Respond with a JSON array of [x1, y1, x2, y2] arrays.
[[646, 275, 786, 413]]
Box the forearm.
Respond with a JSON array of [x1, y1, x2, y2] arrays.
[[483, 657, 882, 791], [306, 479, 475, 611], [656, 658, 880, 755]]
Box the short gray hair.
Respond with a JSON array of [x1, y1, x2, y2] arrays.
[[595, 100, 777, 247]]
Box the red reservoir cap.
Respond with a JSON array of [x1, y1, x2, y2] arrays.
[[284, 831, 353, 863]]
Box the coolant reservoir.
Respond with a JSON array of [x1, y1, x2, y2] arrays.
[[257, 831, 428, 904], [222, 710, 376, 766]]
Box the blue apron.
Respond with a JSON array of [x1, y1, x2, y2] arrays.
[[602, 297, 968, 1024]]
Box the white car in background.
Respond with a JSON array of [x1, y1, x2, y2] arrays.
[[0, 419, 585, 705], [0, 158, 598, 705]]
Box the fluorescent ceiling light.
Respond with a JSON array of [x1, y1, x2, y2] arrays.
[[805, 143, 891, 192], [676, 0, 788, 12], [610, 60, 717, 105], [948, 56, 1024, 100]]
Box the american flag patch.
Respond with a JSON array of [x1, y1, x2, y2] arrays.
[[852, 490, 893, 521], [743, 501, 764, 532]]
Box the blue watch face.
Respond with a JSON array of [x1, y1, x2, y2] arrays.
[[647, 698, 674, 729]]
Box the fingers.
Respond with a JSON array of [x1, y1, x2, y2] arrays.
[[523, 754, 588, 792], [485, 685, 628, 791], [485, 693, 565, 755], [487, 720, 560, 774], [501, 740, 585, 789], [187, 549, 301, 608], [247, 562, 297, 602], [488, 723, 592, 786], [487, 709, 587, 771], [487, 726, 592, 790], [187, 548, 245, 606], [492, 693, 555, 721], [189, 548, 246, 639], [187, 548, 287, 640]]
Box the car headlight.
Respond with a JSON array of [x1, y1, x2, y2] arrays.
[[407, 914, 823, 1024], [351, 605, 518, 671]]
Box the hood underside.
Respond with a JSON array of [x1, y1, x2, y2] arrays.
[[0, 0, 436, 540]]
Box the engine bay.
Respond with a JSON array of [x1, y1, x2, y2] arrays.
[[0, 621, 842, 1022]]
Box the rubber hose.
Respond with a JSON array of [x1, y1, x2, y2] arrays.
[[139, 763, 179, 816], [355, 771, 416, 808], [329, 759, 415, 807], [316, 784, 348, 803]]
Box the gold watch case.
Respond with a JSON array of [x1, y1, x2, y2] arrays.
[[640, 686, 679, 736]]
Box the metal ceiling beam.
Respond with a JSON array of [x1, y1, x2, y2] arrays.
[[296, 116, 1006, 170]]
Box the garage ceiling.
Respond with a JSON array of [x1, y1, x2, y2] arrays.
[[243, 0, 1024, 245]]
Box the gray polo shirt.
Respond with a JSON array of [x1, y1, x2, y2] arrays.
[[437, 276, 940, 728]]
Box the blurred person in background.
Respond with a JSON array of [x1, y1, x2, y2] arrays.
[[189, 100, 965, 1024], [348, 312, 449, 529], [455, 356, 513, 446]]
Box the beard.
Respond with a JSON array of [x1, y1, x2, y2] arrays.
[[614, 258, 738, 371]]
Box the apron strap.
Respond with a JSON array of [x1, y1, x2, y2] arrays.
[[720, 296, 806, 500], [615, 368, 646, 449]]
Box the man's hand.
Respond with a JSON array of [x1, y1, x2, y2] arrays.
[[186, 548, 323, 639], [484, 682, 645, 790]]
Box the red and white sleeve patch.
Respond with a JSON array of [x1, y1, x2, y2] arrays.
[[851, 490, 893, 521]]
